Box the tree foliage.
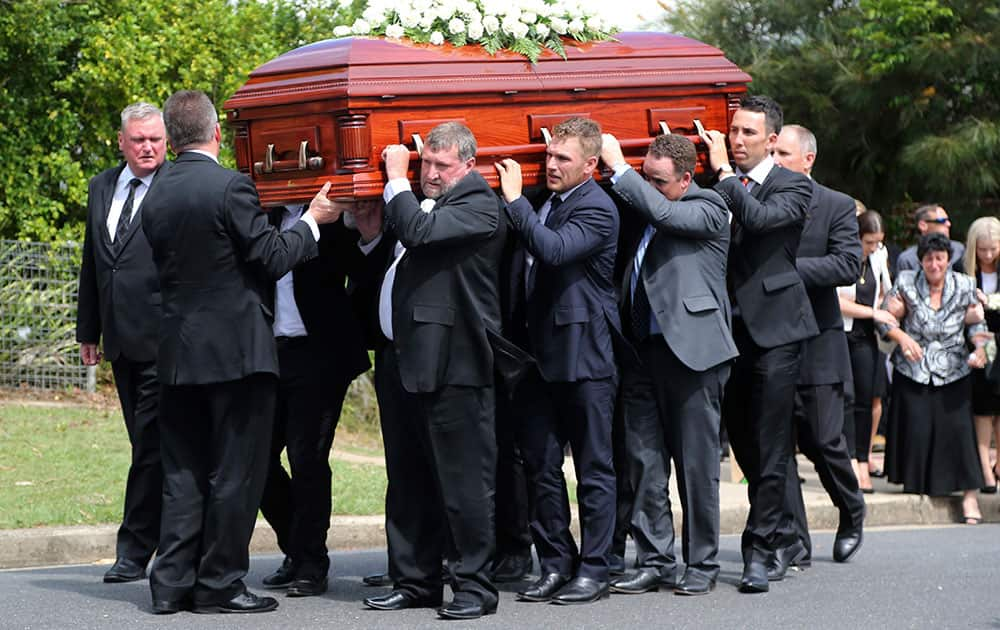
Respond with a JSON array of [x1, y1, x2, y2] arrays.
[[662, 0, 1000, 242], [0, 0, 361, 241]]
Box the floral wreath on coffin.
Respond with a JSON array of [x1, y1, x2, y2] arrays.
[[334, 0, 621, 63]]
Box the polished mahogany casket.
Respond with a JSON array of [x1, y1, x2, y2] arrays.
[[223, 32, 751, 206]]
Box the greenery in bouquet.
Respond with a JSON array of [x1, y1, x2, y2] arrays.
[[333, 0, 620, 62]]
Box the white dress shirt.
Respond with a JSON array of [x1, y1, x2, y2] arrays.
[[105, 166, 154, 241], [360, 181, 435, 341], [273, 205, 310, 338]]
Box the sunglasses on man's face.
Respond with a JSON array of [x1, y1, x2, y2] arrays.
[[927, 217, 951, 224]]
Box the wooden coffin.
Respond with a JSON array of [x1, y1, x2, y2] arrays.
[[223, 32, 751, 206]]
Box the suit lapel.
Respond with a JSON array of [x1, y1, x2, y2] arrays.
[[114, 162, 168, 256], [99, 164, 126, 255]]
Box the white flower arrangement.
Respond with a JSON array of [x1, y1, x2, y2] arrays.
[[333, 0, 620, 63]]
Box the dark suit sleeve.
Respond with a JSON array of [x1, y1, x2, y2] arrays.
[[796, 189, 861, 289], [505, 195, 616, 267], [613, 170, 727, 239], [223, 175, 318, 280], [715, 170, 811, 233], [76, 179, 101, 344], [386, 185, 499, 249]]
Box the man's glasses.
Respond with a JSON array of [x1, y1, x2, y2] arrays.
[[927, 217, 951, 224]]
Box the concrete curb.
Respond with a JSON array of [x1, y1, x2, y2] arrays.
[[3, 489, 996, 571]]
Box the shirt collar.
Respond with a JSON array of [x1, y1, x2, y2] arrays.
[[117, 164, 156, 191], [737, 155, 775, 186], [186, 149, 219, 163], [552, 178, 589, 204]]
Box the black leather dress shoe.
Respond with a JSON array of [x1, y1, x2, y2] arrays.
[[833, 527, 863, 563], [287, 577, 328, 597], [103, 559, 146, 583], [609, 568, 662, 594], [738, 561, 769, 593], [517, 573, 571, 602], [262, 557, 295, 588], [364, 590, 442, 611], [673, 571, 716, 596], [438, 598, 498, 620], [151, 598, 189, 614], [362, 572, 392, 587], [193, 590, 279, 614], [490, 551, 533, 582], [551, 576, 610, 605], [766, 541, 808, 581]]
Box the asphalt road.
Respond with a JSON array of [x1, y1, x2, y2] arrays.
[[3, 525, 999, 630]]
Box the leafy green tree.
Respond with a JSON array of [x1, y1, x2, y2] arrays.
[[0, 0, 360, 241], [662, 0, 1000, 242]]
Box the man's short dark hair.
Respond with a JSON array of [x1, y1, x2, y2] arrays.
[[647, 134, 697, 176], [914, 203, 942, 224], [552, 117, 602, 159], [916, 232, 952, 262], [163, 90, 217, 151], [739, 95, 783, 135], [425, 121, 477, 162]]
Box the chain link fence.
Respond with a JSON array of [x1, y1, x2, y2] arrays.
[[0, 240, 93, 391]]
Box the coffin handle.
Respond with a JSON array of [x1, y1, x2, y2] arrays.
[[540, 127, 552, 146], [692, 118, 707, 139], [412, 133, 424, 154], [658, 121, 671, 135], [298, 140, 309, 169], [263, 143, 275, 173]]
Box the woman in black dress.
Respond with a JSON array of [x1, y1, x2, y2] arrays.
[[838, 211, 895, 492], [962, 216, 1000, 493], [878, 233, 989, 523]]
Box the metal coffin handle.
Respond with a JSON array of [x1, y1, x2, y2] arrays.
[[254, 141, 324, 175]]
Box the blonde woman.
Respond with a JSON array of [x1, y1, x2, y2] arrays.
[[963, 216, 1000, 494]]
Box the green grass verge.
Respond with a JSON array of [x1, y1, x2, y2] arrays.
[[0, 401, 387, 529]]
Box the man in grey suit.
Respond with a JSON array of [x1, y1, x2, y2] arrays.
[[600, 133, 737, 596]]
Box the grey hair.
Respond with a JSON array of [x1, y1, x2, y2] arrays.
[[425, 122, 477, 162], [163, 90, 218, 150], [783, 124, 818, 158], [120, 102, 163, 132]]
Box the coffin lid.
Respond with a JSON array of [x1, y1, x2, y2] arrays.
[[224, 31, 751, 110]]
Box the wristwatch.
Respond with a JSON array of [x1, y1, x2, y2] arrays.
[[716, 164, 734, 177]]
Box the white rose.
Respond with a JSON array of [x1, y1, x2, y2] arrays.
[[419, 12, 435, 29], [465, 9, 483, 23], [568, 18, 584, 33], [535, 22, 550, 38], [385, 23, 405, 39], [334, 24, 351, 37], [550, 17, 569, 34], [447, 17, 466, 34], [586, 16, 602, 32], [362, 6, 385, 25], [482, 0, 506, 16], [352, 19, 371, 35], [483, 15, 500, 34], [429, 30, 445, 45], [399, 10, 420, 28], [467, 21, 484, 40], [520, 11, 537, 24]]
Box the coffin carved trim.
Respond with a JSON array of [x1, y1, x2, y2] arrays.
[[336, 113, 370, 171]]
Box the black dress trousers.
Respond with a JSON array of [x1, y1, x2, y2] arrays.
[[259, 336, 352, 581], [375, 348, 498, 608], [110, 358, 163, 568]]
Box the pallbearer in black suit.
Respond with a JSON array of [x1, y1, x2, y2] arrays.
[[600, 133, 736, 596], [495, 118, 620, 605], [702, 96, 818, 593], [76, 102, 168, 584], [141, 90, 344, 615], [257, 205, 373, 597], [360, 123, 506, 621], [771, 125, 865, 575]]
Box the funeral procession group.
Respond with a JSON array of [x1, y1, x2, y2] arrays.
[[74, 1, 999, 621]]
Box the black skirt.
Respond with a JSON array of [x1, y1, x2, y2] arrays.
[[971, 366, 1000, 416], [885, 372, 984, 495]]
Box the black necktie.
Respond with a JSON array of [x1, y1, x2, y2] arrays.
[[543, 194, 563, 227], [114, 178, 142, 251]]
